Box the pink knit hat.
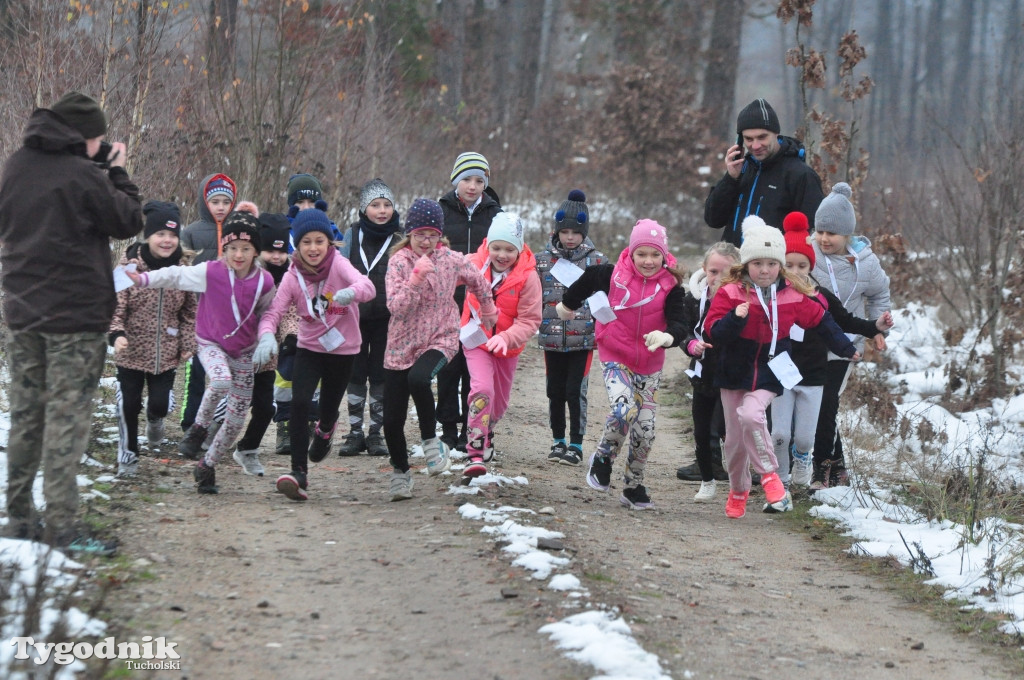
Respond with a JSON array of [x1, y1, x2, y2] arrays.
[[629, 219, 668, 257]]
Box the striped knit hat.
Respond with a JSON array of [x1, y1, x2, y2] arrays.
[[450, 152, 489, 188]]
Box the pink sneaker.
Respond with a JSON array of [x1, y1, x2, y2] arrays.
[[463, 456, 487, 478], [760, 472, 786, 504], [725, 490, 749, 518]]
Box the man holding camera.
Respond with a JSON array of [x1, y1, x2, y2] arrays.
[[0, 92, 141, 551]]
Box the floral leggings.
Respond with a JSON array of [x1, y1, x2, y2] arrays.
[[595, 362, 661, 488]]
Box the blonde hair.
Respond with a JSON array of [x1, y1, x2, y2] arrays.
[[702, 241, 741, 268], [721, 261, 816, 296], [388, 233, 451, 256]]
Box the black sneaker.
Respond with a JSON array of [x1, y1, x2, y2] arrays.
[[548, 442, 568, 462], [193, 460, 218, 494], [276, 470, 308, 501], [829, 463, 849, 487], [586, 453, 613, 491], [558, 446, 583, 466], [308, 421, 337, 463], [179, 424, 208, 460], [455, 430, 468, 453], [365, 432, 389, 456], [337, 430, 366, 456], [620, 484, 654, 510], [675, 461, 702, 481], [274, 421, 291, 455]]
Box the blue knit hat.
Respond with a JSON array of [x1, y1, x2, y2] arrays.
[[291, 208, 335, 243], [404, 198, 444, 235]]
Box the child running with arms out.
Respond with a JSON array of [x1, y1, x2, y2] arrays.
[[558, 220, 687, 510], [126, 211, 276, 493], [383, 199, 497, 501], [460, 212, 542, 477], [253, 208, 375, 500], [703, 216, 859, 519]]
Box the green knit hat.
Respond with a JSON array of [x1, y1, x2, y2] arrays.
[[51, 92, 107, 139]]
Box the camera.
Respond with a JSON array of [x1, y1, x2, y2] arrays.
[[91, 141, 120, 169]]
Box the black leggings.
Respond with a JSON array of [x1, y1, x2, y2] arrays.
[[544, 350, 592, 445], [116, 366, 176, 454], [435, 346, 469, 433], [289, 349, 355, 473], [384, 350, 447, 472], [236, 369, 276, 450], [692, 389, 726, 482], [813, 360, 851, 467]]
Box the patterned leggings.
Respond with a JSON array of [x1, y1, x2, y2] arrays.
[[195, 343, 255, 466], [595, 362, 661, 488]]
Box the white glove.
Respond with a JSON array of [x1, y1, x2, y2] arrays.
[[555, 302, 575, 321], [253, 332, 278, 367], [334, 288, 356, 306], [643, 330, 674, 351]]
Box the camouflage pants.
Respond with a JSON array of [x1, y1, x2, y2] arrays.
[[5, 330, 106, 537]]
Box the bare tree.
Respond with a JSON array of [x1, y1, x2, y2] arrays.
[[701, 0, 745, 139]]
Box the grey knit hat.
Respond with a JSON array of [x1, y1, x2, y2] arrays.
[[554, 189, 589, 238], [359, 178, 394, 213], [815, 183, 857, 236]]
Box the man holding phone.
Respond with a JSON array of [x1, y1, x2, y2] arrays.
[[703, 98, 824, 247]]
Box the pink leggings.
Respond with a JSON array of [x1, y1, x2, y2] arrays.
[[720, 388, 779, 493], [196, 343, 254, 466], [463, 346, 520, 455]]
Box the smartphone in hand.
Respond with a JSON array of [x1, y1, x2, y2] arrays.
[[734, 134, 745, 161]]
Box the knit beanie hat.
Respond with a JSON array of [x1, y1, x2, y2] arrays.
[[142, 201, 181, 239], [450, 152, 490, 188], [204, 175, 235, 204], [404, 198, 445, 235], [51, 92, 107, 139], [290, 208, 335, 244], [487, 212, 524, 253], [554, 189, 589, 238], [259, 213, 292, 253], [629, 219, 669, 258], [220, 211, 261, 251], [739, 216, 785, 265], [783, 212, 815, 268], [359, 178, 394, 213], [736, 98, 780, 135], [287, 173, 324, 206], [815, 182, 857, 236]]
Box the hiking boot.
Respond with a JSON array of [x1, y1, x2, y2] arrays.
[[620, 485, 654, 510], [725, 490, 749, 518], [439, 426, 459, 452], [337, 430, 366, 456], [829, 463, 849, 487], [586, 453, 613, 491], [365, 432, 389, 457], [760, 471, 786, 504], [389, 470, 414, 501], [179, 424, 208, 460], [193, 460, 218, 494], [232, 447, 265, 476], [308, 421, 337, 463], [763, 491, 793, 513], [463, 455, 487, 478], [810, 461, 831, 490], [201, 419, 223, 450], [116, 455, 139, 479], [548, 442, 568, 462], [693, 479, 717, 502], [791, 450, 813, 486], [557, 446, 583, 466], [676, 459, 728, 482], [274, 421, 291, 455], [422, 437, 451, 476], [276, 470, 308, 501], [146, 418, 165, 449]]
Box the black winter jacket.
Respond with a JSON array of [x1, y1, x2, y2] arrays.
[[438, 188, 502, 310], [344, 212, 402, 321], [792, 283, 881, 385]]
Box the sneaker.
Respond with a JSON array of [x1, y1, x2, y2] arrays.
[[791, 450, 813, 486], [276, 470, 308, 501], [480, 446, 495, 463], [422, 437, 451, 476], [810, 461, 831, 490], [179, 424, 208, 460], [116, 456, 139, 479], [389, 470, 414, 501], [337, 430, 366, 456], [548, 442, 568, 462], [308, 421, 337, 463], [725, 490, 749, 518], [365, 432, 389, 457], [760, 471, 786, 504], [557, 446, 583, 466], [463, 456, 487, 478], [586, 453, 613, 491], [693, 479, 717, 502], [829, 463, 849, 487], [676, 459, 729, 482], [193, 460, 218, 494], [620, 485, 655, 510], [439, 427, 459, 453], [274, 421, 291, 455], [232, 447, 265, 476], [455, 430, 468, 453], [201, 419, 223, 450], [763, 491, 793, 513], [65, 535, 119, 558], [146, 418, 165, 449]]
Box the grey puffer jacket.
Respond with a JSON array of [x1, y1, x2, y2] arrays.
[[535, 234, 607, 351], [811, 234, 890, 359]]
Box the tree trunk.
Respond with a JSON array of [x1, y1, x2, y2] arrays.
[[948, 0, 975, 125], [701, 0, 744, 139], [208, 0, 239, 80], [533, 0, 557, 108], [436, 0, 464, 118]]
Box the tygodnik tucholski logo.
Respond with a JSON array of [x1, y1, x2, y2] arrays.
[[9, 635, 181, 670]]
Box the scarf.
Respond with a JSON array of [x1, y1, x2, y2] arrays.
[[358, 211, 401, 239], [292, 244, 336, 284], [134, 242, 182, 270]]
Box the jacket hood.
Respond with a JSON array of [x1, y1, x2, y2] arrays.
[[688, 269, 707, 298], [849, 234, 873, 256], [23, 109, 88, 157], [195, 173, 237, 224]]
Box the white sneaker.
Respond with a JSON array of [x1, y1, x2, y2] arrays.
[[232, 448, 265, 476], [693, 480, 716, 502], [791, 451, 813, 486], [421, 437, 451, 476], [389, 470, 414, 501], [146, 418, 165, 448], [763, 491, 793, 513], [116, 455, 139, 478]]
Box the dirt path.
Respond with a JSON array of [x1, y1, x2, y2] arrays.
[[101, 347, 1019, 679]]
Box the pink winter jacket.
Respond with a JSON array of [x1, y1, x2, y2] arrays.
[[385, 244, 496, 370]]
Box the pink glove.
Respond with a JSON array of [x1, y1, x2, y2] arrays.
[[687, 339, 701, 356], [485, 334, 508, 356], [409, 254, 434, 286]]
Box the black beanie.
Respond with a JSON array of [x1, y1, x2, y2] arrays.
[[287, 173, 324, 206], [220, 211, 261, 251], [259, 213, 292, 253], [736, 98, 780, 135], [143, 201, 181, 239], [51, 92, 107, 139]]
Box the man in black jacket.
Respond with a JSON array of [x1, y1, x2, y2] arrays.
[[704, 98, 824, 245], [0, 92, 141, 551]]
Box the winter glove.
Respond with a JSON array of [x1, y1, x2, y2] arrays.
[[253, 332, 278, 368], [643, 330, 674, 352], [279, 334, 298, 357], [409, 254, 434, 286], [485, 334, 509, 356], [333, 288, 356, 306], [555, 302, 575, 321]]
